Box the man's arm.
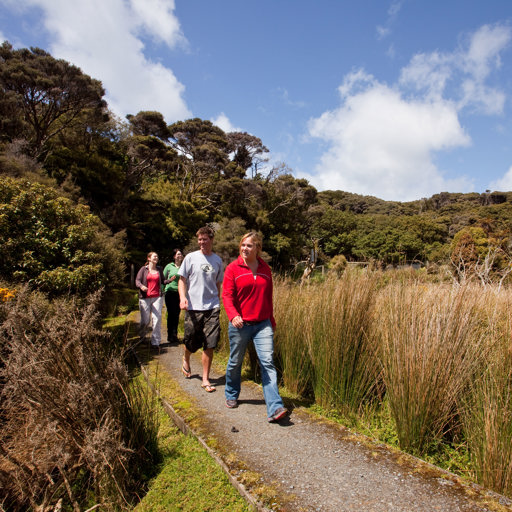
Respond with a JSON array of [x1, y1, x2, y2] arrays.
[[178, 276, 188, 310]]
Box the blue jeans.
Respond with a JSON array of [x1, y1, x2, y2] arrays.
[[225, 319, 284, 417]]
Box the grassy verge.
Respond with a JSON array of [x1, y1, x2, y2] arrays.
[[105, 306, 254, 511], [132, 368, 251, 512], [130, 364, 251, 512]]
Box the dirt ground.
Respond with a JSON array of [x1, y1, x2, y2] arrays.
[[139, 327, 511, 512]]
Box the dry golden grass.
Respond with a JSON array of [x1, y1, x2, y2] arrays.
[[272, 271, 512, 496]]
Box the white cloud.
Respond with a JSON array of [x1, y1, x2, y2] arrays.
[[376, 26, 390, 41], [464, 24, 510, 80], [376, 0, 404, 40], [306, 24, 511, 201], [10, 0, 190, 123], [489, 166, 512, 192], [278, 87, 306, 109], [400, 51, 452, 99], [305, 77, 471, 201], [211, 113, 241, 133], [458, 24, 510, 114], [129, 0, 185, 47], [400, 24, 511, 114]]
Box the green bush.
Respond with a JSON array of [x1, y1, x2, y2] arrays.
[[0, 176, 125, 295]]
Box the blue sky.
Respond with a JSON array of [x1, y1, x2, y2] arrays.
[[1, 0, 512, 201]]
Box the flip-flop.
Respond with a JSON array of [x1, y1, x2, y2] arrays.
[[201, 384, 216, 393], [182, 359, 191, 379]]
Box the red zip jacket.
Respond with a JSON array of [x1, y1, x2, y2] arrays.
[[222, 255, 276, 328]]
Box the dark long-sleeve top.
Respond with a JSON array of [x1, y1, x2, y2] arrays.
[[135, 265, 166, 298]]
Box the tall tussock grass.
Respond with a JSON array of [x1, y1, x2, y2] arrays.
[[273, 279, 314, 396], [273, 270, 512, 497], [461, 291, 512, 496], [0, 288, 159, 511], [375, 283, 488, 454], [275, 270, 381, 413]]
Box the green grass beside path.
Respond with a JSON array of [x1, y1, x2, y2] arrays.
[[105, 310, 251, 511], [133, 399, 250, 512]]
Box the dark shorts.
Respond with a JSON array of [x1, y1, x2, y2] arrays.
[[183, 309, 220, 353]]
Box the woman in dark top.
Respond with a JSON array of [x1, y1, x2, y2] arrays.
[[163, 248, 184, 343], [135, 251, 166, 348]]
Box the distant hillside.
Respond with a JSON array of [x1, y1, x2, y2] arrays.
[[311, 190, 512, 265]]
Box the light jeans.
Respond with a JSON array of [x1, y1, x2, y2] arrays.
[[139, 296, 163, 346], [225, 319, 284, 417]]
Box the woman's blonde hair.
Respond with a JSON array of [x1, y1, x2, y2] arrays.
[[239, 232, 263, 256]]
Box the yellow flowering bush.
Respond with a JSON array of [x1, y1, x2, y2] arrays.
[[0, 287, 16, 302]]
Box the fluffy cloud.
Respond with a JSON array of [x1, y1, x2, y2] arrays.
[[489, 166, 512, 192], [304, 76, 471, 201], [8, 0, 190, 123], [306, 24, 511, 201], [401, 23, 510, 114], [129, 0, 185, 47], [211, 113, 241, 133]]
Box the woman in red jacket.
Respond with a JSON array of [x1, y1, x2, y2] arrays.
[[222, 232, 288, 423]]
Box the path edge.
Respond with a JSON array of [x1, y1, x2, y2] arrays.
[[131, 347, 272, 512]]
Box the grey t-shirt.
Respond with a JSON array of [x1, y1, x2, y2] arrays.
[[178, 250, 224, 310]]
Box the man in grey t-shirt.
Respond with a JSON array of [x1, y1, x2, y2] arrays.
[[178, 226, 224, 392]]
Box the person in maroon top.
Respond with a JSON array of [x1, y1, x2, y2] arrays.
[[135, 251, 167, 348], [222, 232, 288, 423]]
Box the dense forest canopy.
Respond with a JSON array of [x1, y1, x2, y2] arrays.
[[1, 40, 512, 290]]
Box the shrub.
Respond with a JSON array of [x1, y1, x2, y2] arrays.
[[0, 176, 125, 296], [327, 254, 347, 276], [0, 287, 159, 511]]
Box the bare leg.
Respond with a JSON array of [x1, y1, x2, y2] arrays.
[[183, 347, 192, 372], [202, 348, 214, 385]]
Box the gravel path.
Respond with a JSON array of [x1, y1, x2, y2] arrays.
[[142, 333, 509, 512]]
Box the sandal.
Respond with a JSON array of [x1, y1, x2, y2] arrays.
[[182, 359, 191, 379], [201, 383, 216, 393]]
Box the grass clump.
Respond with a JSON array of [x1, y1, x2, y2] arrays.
[[461, 291, 512, 496], [375, 283, 487, 454], [0, 287, 160, 511], [271, 270, 512, 498], [274, 270, 381, 413]]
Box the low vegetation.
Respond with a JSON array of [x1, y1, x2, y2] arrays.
[[131, 371, 251, 512], [0, 288, 160, 511]]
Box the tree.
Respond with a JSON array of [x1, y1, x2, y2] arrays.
[[168, 118, 229, 203], [126, 110, 170, 139], [44, 118, 128, 226], [309, 205, 357, 256], [136, 179, 209, 256], [0, 42, 107, 160], [226, 132, 269, 178], [0, 176, 124, 294], [257, 174, 317, 267]]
